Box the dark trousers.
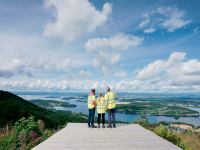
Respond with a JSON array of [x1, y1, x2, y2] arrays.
[[98, 113, 105, 125], [107, 109, 115, 126], [88, 108, 95, 126]]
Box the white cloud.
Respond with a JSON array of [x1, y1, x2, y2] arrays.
[[43, 0, 112, 44], [135, 52, 186, 80], [113, 69, 127, 78], [1, 78, 200, 92], [78, 70, 85, 78], [135, 52, 200, 86], [78, 70, 92, 78], [85, 33, 144, 72], [0, 53, 79, 78], [120, 63, 126, 67], [0, 59, 25, 78], [154, 6, 192, 32], [0, 47, 4, 52], [66, 74, 76, 79], [85, 71, 93, 78], [150, 77, 162, 84], [144, 28, 156, 33], [139, 12, 150, 28], [193, 27, 199, 33]]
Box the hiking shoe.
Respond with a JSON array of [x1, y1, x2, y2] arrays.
[[113, 125, 116, 128], [98, 126, 100, 128], [102, 125, 105, 128], [107, 125, 112, 128], [88, 125, 91, 128], [91, 125, 97, 128]]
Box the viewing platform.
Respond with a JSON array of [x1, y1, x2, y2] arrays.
[[32, 123, 182, 150]]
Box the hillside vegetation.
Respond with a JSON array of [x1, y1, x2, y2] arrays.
[[0, 90, 88, 128]]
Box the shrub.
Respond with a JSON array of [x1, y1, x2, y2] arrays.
[[0, 116, 62, 150]]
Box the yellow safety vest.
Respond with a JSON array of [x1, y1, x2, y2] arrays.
[[105, 92, 116, 109], [96, 97, 106, 114], [88, 95, 95, 109]]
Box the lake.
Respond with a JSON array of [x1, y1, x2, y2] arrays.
[[18, 95, 200, 126]]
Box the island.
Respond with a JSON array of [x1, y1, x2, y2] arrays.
[[29, 99, 76, 107], [61, 95, 88, 100], [61, 97, 71, 100], [76, 100, 87, 103], [44, 96, 61, 98], [115, 101, 200, 116]]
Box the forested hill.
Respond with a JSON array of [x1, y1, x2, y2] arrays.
[[0, 90, 88, 128]]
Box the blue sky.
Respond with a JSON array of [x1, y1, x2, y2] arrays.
[[0, 0, 200, 92]]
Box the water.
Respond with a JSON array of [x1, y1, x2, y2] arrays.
[[18, 95, 200, 126]]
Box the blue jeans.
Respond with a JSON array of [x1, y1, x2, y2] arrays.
[[88, 108, 95, 126], [107, 108, 115, 126]]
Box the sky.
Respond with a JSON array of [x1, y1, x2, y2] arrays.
[[0, 0, 200, 93]]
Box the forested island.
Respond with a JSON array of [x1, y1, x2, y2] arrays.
[[115, 101, 200, 116], [61, 95, 88, 100], [29, 99, 76, 107], [44, 96, 61, 98], [76, 100, 87, 103]]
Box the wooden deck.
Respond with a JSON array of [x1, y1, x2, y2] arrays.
[[32, 123, 182, 150]]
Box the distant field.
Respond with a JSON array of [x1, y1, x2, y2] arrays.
[[170, 124, 193, 130]]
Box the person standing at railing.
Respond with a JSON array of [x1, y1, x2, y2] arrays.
[[96, 92, 106, 128], [88, 89, 97, 128], [104, 87, 118, 128]]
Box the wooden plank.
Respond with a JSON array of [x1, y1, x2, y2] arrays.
[[32, 123, 182, 150]]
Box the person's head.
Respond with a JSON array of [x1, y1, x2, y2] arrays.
[[91, 89, 95, 94], [106, 87, 110, 92], [99, 92, 103, 102], [99, 92, 103, 97]]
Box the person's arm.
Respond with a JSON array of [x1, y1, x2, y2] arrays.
[[104, 94, 108, 110], [92, 96, 96, 107], [105, 100, 107, 111]]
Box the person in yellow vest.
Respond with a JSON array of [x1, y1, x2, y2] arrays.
[[104, 87, 118, 128], [88, 89, 97, 128], [96, 92, 106, 128]]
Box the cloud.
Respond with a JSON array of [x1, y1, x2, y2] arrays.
[[0, 52, 79, 78], [66, 74, 76, 79], [78, 70, 92, 78], [85, 33, 144, 72], [1, 78, 200, 92], [144, 28, 156, 33], [43, 0, 112, 44], [193, 27, 199, 33], [154, 6, 192, 32], [120, 63, 126, 67], [113, 69, 127, 78], [135, 52, 186, 80], [139, 12, 150, 28], [135, 52, 200, 86], [0, 47, 4, 52], [150, 77, 162, 84], [0, 59, 25, 78]]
